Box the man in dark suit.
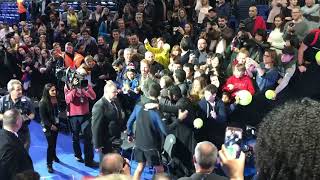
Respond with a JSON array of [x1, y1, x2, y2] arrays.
[[180, 37, 192, 65], [91, 81, 124, 160], [0, 109, 34, 179]]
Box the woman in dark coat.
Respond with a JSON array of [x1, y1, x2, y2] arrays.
[[39, 83, 60, 173]]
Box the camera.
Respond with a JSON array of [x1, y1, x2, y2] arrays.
[[57, 67, 88, 89]]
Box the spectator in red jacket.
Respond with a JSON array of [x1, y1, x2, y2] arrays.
[[222, 64, 255, 98]]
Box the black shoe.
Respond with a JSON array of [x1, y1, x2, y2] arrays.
[[47, 164, 54, 173], [85, 161, 99, 168], [75, 156, 84, 163], [54, 157, 60, 163]]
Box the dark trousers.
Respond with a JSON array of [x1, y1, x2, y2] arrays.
[[69, 115, 94, 162], [18, 127, 30, 151], [45, 130, 58, 165]]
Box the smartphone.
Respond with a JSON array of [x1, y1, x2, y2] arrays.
[[80, 79, 88, 88], [224, 127, 243, 159]]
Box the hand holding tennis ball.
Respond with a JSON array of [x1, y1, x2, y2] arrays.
[[193, 118, 203, 129], [265, 90, 276, 100]]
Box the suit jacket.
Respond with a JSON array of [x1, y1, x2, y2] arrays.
[[180, 50, 191, 65], [91, 97, 123, 149], [0, 129, 33, 180]]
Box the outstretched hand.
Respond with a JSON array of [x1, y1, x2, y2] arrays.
[[219, 145, 245, 180]]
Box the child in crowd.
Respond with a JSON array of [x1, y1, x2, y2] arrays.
[[121, 64, 140, 99], [223, 64, 255, 98], [228, 48, 258, 77]]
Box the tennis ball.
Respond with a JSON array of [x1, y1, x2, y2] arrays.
[[163, 43, 171, 51], [193, 118, 203, 129], [315, 51, 320, 65], [265, 90, 276, 100], [236, 90, 252, 106]]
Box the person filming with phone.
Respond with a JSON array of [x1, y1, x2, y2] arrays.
[[64, 68, 97, 167]]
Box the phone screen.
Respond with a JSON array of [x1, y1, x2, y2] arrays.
[[224, 127, 243, 159]]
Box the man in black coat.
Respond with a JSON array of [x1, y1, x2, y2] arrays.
[[0, 109, 34, 179], [91, 81, 124, 160]]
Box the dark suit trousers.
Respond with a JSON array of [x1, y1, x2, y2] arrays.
[[45, 130, 58, 165], [69, 115, 94, 162]]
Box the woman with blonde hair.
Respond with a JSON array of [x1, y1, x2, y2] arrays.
[[189, 76, 207, 103]]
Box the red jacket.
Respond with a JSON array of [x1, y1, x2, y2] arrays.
[[64, 85, 96, 116], [253, 16, 266, 35], [222, 75, 255, 97]]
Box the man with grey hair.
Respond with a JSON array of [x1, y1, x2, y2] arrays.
[[0, 109, 34, 179], [0, 79, 35, 150], [179, 141, 245, 180], [92, 81, 124, 160], [123, 48, 138, 68], [99, 153, 130, 176]]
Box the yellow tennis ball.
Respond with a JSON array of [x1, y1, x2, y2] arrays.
[[163, 43, 171, 51], [193, 118, 203, 129], [236, 90, 252, 106], [265, 90, 276, 100], [315, 51, 320, 65]]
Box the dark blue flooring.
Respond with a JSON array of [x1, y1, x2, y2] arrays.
[[29, 121, 99, 180]]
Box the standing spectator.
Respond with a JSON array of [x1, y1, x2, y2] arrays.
[[198, 84, 227, 146], [145, 51, 164, 74], [128, 33, 146, 57], [131, 13, 152, 42], [91, 55, 116, 99], [195, 0, 213, 24], [78, 3, 92, 25], [75, 29, 98, 56], [0, 79, 35, 150], [215, 0, 231, 19], [29, 0, 41, 22], [67, 7, 78, 30], [39, 83, 61, 173], [193, 38, 208, 65], [92, 81, 124, 159], [53, 21, 68, 47], [267, 0, 283, 28], [64, 76, 97, 167], [282, 0, 300, 22], [110, 29, 128, 60], [17, 0, 27, 22], [59, 2, 69, 25], [0, 109, 34, 180], [255, 49, 279, 92], [222, 64, 255, 98], [301, 0, 320, 30], [64, 42, 84, 69], [144, 38, 171, 68], [283, 7, 310, 42], [267, 15, 286, 54], [243, 5, 267, 35]]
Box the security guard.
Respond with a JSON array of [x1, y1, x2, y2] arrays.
[[0, 79, 35, 151]]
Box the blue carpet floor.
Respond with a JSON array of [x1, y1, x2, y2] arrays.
[[29, 120, 100, 180]]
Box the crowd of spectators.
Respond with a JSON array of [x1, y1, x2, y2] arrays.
[[0, 0, 320, 179]]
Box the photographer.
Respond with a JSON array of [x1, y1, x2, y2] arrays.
[[64, 71, 97, 167], [283, 7, 310, 42]]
